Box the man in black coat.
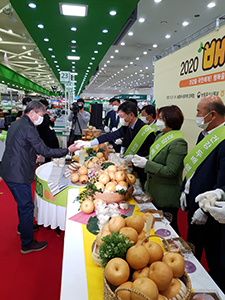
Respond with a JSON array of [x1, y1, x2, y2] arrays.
[[0, 101, 79, 254]]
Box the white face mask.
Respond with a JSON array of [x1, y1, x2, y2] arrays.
[[34, 113, 44, 126], [140, 116, 148, 124], [23, 105, 26, 111], [112, 105, 118, 112], [120, 117, 129, 127], [156, 119, 166, 131], [195, 111, 212, 130]]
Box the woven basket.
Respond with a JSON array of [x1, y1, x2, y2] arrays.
[[92, 240, 101, 267], [103, 234, 192, 300], [93, 161, 134, 204]]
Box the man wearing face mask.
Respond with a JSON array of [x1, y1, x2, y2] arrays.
[[140, 105, 157, 131], [16, 97, 32, 120], [180, 95, 225, 286], [74, 101, 156, 184], [104, 98, 117, 133], [104, 98, 121, 133], [0, 101, 80, 254], [68, 98, 90, 143]]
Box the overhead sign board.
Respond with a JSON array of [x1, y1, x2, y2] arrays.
[[114, 94, 147, 100], [60, 71, 71, 84]]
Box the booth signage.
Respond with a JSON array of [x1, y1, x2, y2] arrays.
[[60, 71, 71, 84], [114, 94, 147, 100]]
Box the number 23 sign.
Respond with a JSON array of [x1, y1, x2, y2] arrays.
[[60, 71, 71, 84]]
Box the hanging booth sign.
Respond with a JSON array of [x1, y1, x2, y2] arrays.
[[114, 94, 147, 100], [60, 71, 71, 84], [0, 83, 8, 94]]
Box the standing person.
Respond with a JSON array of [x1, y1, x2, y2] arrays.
[[0, 101, 80, 254], [140, 105, 157, 131], [132, 105, 188, 234], [37, 98, 59, 163], [16, 97, 32, 120], [180, 95, 225, 287], [68, 98, 90, 145], [104, 98, 115, 132]]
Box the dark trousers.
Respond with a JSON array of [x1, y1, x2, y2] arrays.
[[5, 182, 34, 248], [187, 211, 221, 285]]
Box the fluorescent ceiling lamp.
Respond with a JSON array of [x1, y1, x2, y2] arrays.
[[59, 3, 88, 17], [67, 56, 80, 60], [182, 21, 189, 26], [28, 3, 36, 9], [207, 2, 216, 8]]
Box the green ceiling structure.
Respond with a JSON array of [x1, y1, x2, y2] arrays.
[[10, 0, 139, 95]]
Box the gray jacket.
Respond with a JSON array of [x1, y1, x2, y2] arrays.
[[68, 110, 90, 135]]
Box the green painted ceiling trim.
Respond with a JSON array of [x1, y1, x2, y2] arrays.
[[0, 63, 51, 95]]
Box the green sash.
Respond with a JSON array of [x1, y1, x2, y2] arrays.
[[149, 130, 184, 160], [107, 118, 111, 127], [184, 126, 225, 180], [150, 123, 157, 132], [124, 125, 154, 156]]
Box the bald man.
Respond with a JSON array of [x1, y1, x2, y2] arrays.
[[180, 95, 225, 290]]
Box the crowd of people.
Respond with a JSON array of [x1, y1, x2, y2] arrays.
[[1, 95, 225, 292]]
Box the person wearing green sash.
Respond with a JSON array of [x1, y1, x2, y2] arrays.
[[132, 105, 187, 234], [139, 105, 157, 131], [180, 95, 225, 291]]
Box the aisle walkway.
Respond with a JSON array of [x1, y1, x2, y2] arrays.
[[0, 179, 64, 300]]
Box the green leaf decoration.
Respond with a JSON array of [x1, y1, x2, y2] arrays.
[[198, 42, 204, 53], [87, 216, 99, 235]]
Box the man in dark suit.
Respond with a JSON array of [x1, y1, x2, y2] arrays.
[[104, 98, 120, 132], [180, 95, 225, 289]]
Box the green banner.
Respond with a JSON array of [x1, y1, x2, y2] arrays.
[[114, 94, 147, 100], [125, 125, 154, 156], [35, 175, 82, 207], [149, 130, 184, 160], [150, 123, 157, 132], [184, 126, 225, 180]]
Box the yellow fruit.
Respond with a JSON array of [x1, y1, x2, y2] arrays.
[[99, 174, 110, 185], [108, 216, 126, 232], [78, 166, 88, 175], [96, 152, 104, 159], [126, 245, 149, 269], [105, 182, 117, 192], [79, 175, 89, 184], [88, 125, 93, 130], [126, 215, 145, 233], [72, 154, 79, 162], [71, 173, 79, 183]]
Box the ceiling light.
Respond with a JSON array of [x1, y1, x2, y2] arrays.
[[130, 62, 133, 64], [115, 49, 119, 53], [125, 65, 128, 68], [182, 21, 189, 26], [104, 64, 107, 67], [120, 42, 125, 46], [110, 56, 114, 59], [153, 44, 157, 48], [38, 64, 41, 67], [48, 48, 53, 51], [22, 46, 26, 50], [54, 61, 57, 63], [72, 62, 75, 64], [72, 49, 76, 52], [91, 57, 95, 60], [138, 17, 145, 23], [121, 69, 124, 71], [88, 67, 91, 69], [94, 50, 98, 53], [109, 10, 117, 16], [0, 37, 2, 42], [51, 55, 55, 58], [38, 24, 44, 29], [154, 0, 162, 2], [128, 32, 133, 36], [28, 52, 31, 56], [28, 3, 36, 8], [207, 2, 216, 8], [67, 56, 80, 60], [89, 62, 93, 65], [71, 40, 76, 43], [59, 4, 88, 17], [102, 29, 108, 33], [165, 34, 171, 39], [136, 57, 139, 60], [107, 60, 110, 63], [97, 41, 102, 45], [8, 29, 13, 34], [19, 56, 22, 59], [145, 67, 148, 69], [44, 38, 49, 42], [71, 27, 77, 31]]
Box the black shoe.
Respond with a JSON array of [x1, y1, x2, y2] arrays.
[[17, 224, 40, 235], [21, 239, 48, 254]]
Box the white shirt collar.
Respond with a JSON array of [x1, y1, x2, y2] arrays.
[[202, 122, 225, 136]]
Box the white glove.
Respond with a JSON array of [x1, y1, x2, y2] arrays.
[[180, 192, 187, 211], [104, 126, 110, 133], [74, 140, 92, 149], [112, 127, 117, 132], [132, 154, 147, 168], [191, 208, 208, 225], [195, 189, 225, 211], [204, 201, 225, 223], [115, 138, 122, 145], [124, 155, 134, 164]]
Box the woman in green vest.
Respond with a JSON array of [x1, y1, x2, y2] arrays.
[[132, 105, 188, 235]]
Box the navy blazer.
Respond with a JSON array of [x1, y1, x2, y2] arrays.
[[104, 110, 119, 130], [98, 118, 155, 157], [184, 130, 225, 216]]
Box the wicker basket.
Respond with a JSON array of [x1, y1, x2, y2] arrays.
[[93, 161, 134, 204], [92, 240, 101, 267], [103, 234, 192, 300]]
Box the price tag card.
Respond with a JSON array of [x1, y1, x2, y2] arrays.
[[60, 71, 71, 84]]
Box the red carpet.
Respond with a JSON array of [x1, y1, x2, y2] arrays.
[[0, 178, 64, 300]]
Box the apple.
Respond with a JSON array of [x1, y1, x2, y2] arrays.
[[117, 281, 132, 300], [132, 267, 149, 281], [125, 215, 145, 233], [120, 227, 138, 244], [131, 278, 158, 300], [162, 252, 185, 278], [160, 278, 187, 299], [143, 241, 164, 264], [81, 199, 94, 214], [149, 261, 173, 291], [108, 216, 126, 232], [126, 245, 149, 270], [105, 257, 130, 286]]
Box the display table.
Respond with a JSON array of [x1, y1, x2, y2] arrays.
[[60, 189, 225, 300], [34, 162, 81, 230]]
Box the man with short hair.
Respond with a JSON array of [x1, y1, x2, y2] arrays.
[[180, 95, 225, 288], [104, 98, 120, 132], [16, 97, 32, 120], [140, 105, 157, 131], [0, 101, 79, 254]]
